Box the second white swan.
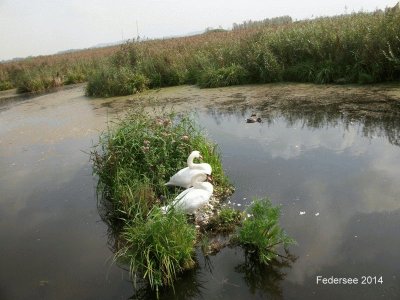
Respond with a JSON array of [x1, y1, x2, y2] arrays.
[[162, 173, 213, 214], [165, 150, 212, 188]]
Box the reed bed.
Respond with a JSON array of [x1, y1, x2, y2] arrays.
[[86, 8, 400, 96], [2, 7, 399, 94], [0, 46, 118, 92]]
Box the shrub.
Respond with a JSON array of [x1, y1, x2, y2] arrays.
[[15, 70, 56, 93]]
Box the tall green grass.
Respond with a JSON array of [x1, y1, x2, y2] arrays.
[[237, 198, 295, 264], [2, 7, 399, 94], [117, 207, 196, 294], [0, 47, 117, 92], [86, 7, 400, 96]]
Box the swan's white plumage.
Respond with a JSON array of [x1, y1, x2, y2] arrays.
[[165, 151, 212, 188], [162, 173, 213, 214]]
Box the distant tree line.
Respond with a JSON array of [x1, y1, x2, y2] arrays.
[[232, 16, 293, 30]]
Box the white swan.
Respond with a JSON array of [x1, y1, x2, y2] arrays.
[[162, 173, 213, 214], [165, 150, 212, 188]]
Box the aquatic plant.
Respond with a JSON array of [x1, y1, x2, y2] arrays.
[[237, 198, 295, 264], [116, 207, 196, 294], [92, 109, 230, 215]]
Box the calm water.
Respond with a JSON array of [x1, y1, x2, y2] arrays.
[[0, 87, 399, 299]]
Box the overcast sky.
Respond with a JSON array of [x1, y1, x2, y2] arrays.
[[0, 0, 398, 61]]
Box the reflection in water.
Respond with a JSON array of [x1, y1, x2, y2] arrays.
[[128, 259, 205, 300], [208, 95, 400, 147], [125, 248, 295, 300], [235, 250, 297, 299], [259, 99, 400, 146], [0, 87, 133, 299], [2, 84, 399, 299], [199, 101, 400, 299], [100, 197, 295, 300], [95, 96, 400, 299]]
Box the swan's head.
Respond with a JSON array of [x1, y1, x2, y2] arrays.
[[206, 174, 213, 183], [190, 150, 203, 160]]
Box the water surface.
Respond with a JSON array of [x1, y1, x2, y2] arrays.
[[0, 85, 399, 299]]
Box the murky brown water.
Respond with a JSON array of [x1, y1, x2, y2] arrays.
[[1, 83, 399, 299]]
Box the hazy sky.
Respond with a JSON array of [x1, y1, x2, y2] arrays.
[[0, 0, 398, 60]]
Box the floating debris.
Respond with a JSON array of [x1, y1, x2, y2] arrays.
[[299, 211, 306, 215], [315, 213, 320, 216]]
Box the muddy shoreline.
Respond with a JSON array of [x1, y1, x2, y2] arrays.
[[2, 82, 400, 112], [85, 82, 400, 116]]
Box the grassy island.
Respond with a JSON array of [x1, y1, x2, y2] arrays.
[[91, 110, 294, 295]]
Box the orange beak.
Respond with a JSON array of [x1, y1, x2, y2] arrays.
[[207, 175, 213, 183]]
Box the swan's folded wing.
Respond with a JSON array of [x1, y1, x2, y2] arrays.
[[200, 163, 212, 175], [165, 167, 191, 187], [174, 187, 193, 200], [175, 189, 210, 213], [166, 168, 208, 188]]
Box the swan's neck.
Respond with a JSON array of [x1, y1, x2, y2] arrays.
[[187, 153, 200, 169]]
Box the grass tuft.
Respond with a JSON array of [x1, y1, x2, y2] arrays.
[[116, 207, 196, 294], [236, 198, 295, 264]]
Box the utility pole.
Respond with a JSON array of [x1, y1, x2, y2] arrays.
[[136, 20, 140, 41]]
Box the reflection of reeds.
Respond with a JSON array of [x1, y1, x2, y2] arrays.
[[259, 98, 400, 147], [235, 248, 297, 298]]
